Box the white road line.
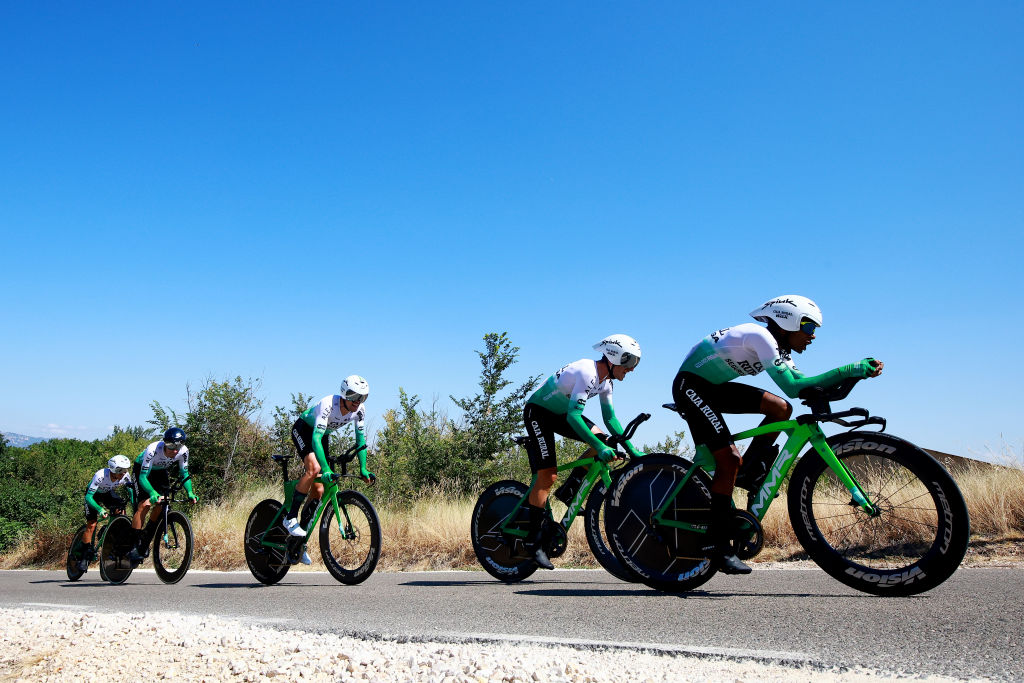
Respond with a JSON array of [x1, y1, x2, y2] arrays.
[[23, 602, 92, 609]]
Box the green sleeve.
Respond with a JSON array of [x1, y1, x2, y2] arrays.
[[139, 468, 158, 501], [567, 399, 608, 453], [355, 427, 370, 473], [123, 482, 135, 506], [181, 465, 195, 497], [765, 359, 872, 399], [313, 427, 334, 476], [84, 490, 105, 514], [601, 399, 642, 458]]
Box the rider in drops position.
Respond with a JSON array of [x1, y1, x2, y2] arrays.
[[78, 455, 135, 573], [673, 295, 883, 574], [522, 334, 645, 570], [282, 375, 375, 564], [129, 427, 198, 565]]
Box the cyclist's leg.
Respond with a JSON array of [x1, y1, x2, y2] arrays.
[[673, 372, 750, 574], [522, 403, 560, 569], [79, 500, 101, 571], [735, 391, 792, 488]]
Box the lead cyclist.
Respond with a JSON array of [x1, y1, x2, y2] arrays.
[[672, 296, 883, 575]]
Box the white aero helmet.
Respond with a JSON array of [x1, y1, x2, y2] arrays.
[[593, 334, 642, 369], [340, 375, 370, 404], [750, 295, 823, 333], [108, 454, 131, 474]]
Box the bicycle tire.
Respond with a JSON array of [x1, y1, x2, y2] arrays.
[[470, 480, 538, 583], [604, 454, 717, 593], [98, 515, 135, 585], [319, 490, 381, 585], [65, 525, 89, 582], [788, 431, 970, 596], [244, 499, 291, 585], [153, 510, 194, 584], [583, 480, 639, 582]]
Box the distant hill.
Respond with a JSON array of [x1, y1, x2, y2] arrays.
[[1, 432, 46, 447]]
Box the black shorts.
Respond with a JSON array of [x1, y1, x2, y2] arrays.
[[291, 418, 330, 463], [133, 462, 172, 501], [672, 371, 770, 452], [522, 402, 601, 472], [83, 492, 125, 521]]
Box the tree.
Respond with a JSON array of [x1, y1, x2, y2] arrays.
[[149, 376, 273, 501], [450, 332, 540, 464]]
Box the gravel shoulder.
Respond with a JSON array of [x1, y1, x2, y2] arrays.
[[0, 607, 970, 683]]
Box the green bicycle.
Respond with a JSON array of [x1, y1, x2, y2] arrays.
[[605, 378, 970, 596], [471, 413, 651, 582], [65, 506, 128, 582], [244, 444, 381, 586]]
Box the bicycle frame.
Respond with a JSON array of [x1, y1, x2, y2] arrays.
[[500, 412, 650, 538], [651, 416, 878, 533], [500, 453, 617, 539], [257, 449, 366, 556]]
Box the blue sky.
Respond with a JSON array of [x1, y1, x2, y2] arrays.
[[2, 3, 1021, 462]]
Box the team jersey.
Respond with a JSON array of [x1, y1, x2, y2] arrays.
[[84, 467, 134, 513], [679, 324, 793, 384], [299, 395, 368, 471], [300, 395, 367, 435], [679, 323, 872, 398], [528, 359, 612, 415], [527, 359, 641, 457], [86, 468, 134, 494], [135, 440, 190, 473]]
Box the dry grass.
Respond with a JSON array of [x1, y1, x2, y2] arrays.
[[3, 462, 1022, 572]]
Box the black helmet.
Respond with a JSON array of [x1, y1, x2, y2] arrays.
[[163, 427, 187, 446]]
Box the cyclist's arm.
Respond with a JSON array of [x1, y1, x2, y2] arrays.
[[354, 425, 372, 477], [138, 467, 159, 502], [311, 426, 335, 477], [566, 395, 609, 453], [84, 490, 105, 515], [121, 479, 136, 506], [765, 358, 877, 399], [599, 395, 643, 458]]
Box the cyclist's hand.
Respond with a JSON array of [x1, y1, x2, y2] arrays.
[[149, 492, 160, 504], [861, 358, 884, 378], [360, 469, 376, 485], [188, 495, 199, 504], [596, 447, 617, 464], [100, 509, 109, 519]]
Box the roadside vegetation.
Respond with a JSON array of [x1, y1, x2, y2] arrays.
[[2, 332, 1021, 571]]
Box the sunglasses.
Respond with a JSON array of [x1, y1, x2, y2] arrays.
[[799, 320, 819, 336], [165, 441, 184, 451], [619, 352, 640, 369]]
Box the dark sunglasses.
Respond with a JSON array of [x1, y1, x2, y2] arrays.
[[799, 320, 819, 336], [619, 352, 640, 369]]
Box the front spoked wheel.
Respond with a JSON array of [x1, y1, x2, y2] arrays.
[[789, 431, 970, 596], [319, 491, 381, 585], [470, 480, 538, 583], [583, 480, 638, 582], [98, 515, 135, 585], [244, 499, 291, 585], [66, 525, 89, 581], [604, 454, 717, 593], [153, 511, 194, 584]]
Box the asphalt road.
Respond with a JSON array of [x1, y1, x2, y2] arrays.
[[2, 567, 1020, 680]]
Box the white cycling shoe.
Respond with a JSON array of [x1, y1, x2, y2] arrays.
[[300, 550, 312, 565], [282, 517, 307, 537]]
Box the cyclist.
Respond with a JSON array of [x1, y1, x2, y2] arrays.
[[282, 375, 375, 564], [128, 427, 198, 565], [522, 334, 645, 570], [77, 455, 135, 573], [673, 295, 883, 574]]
